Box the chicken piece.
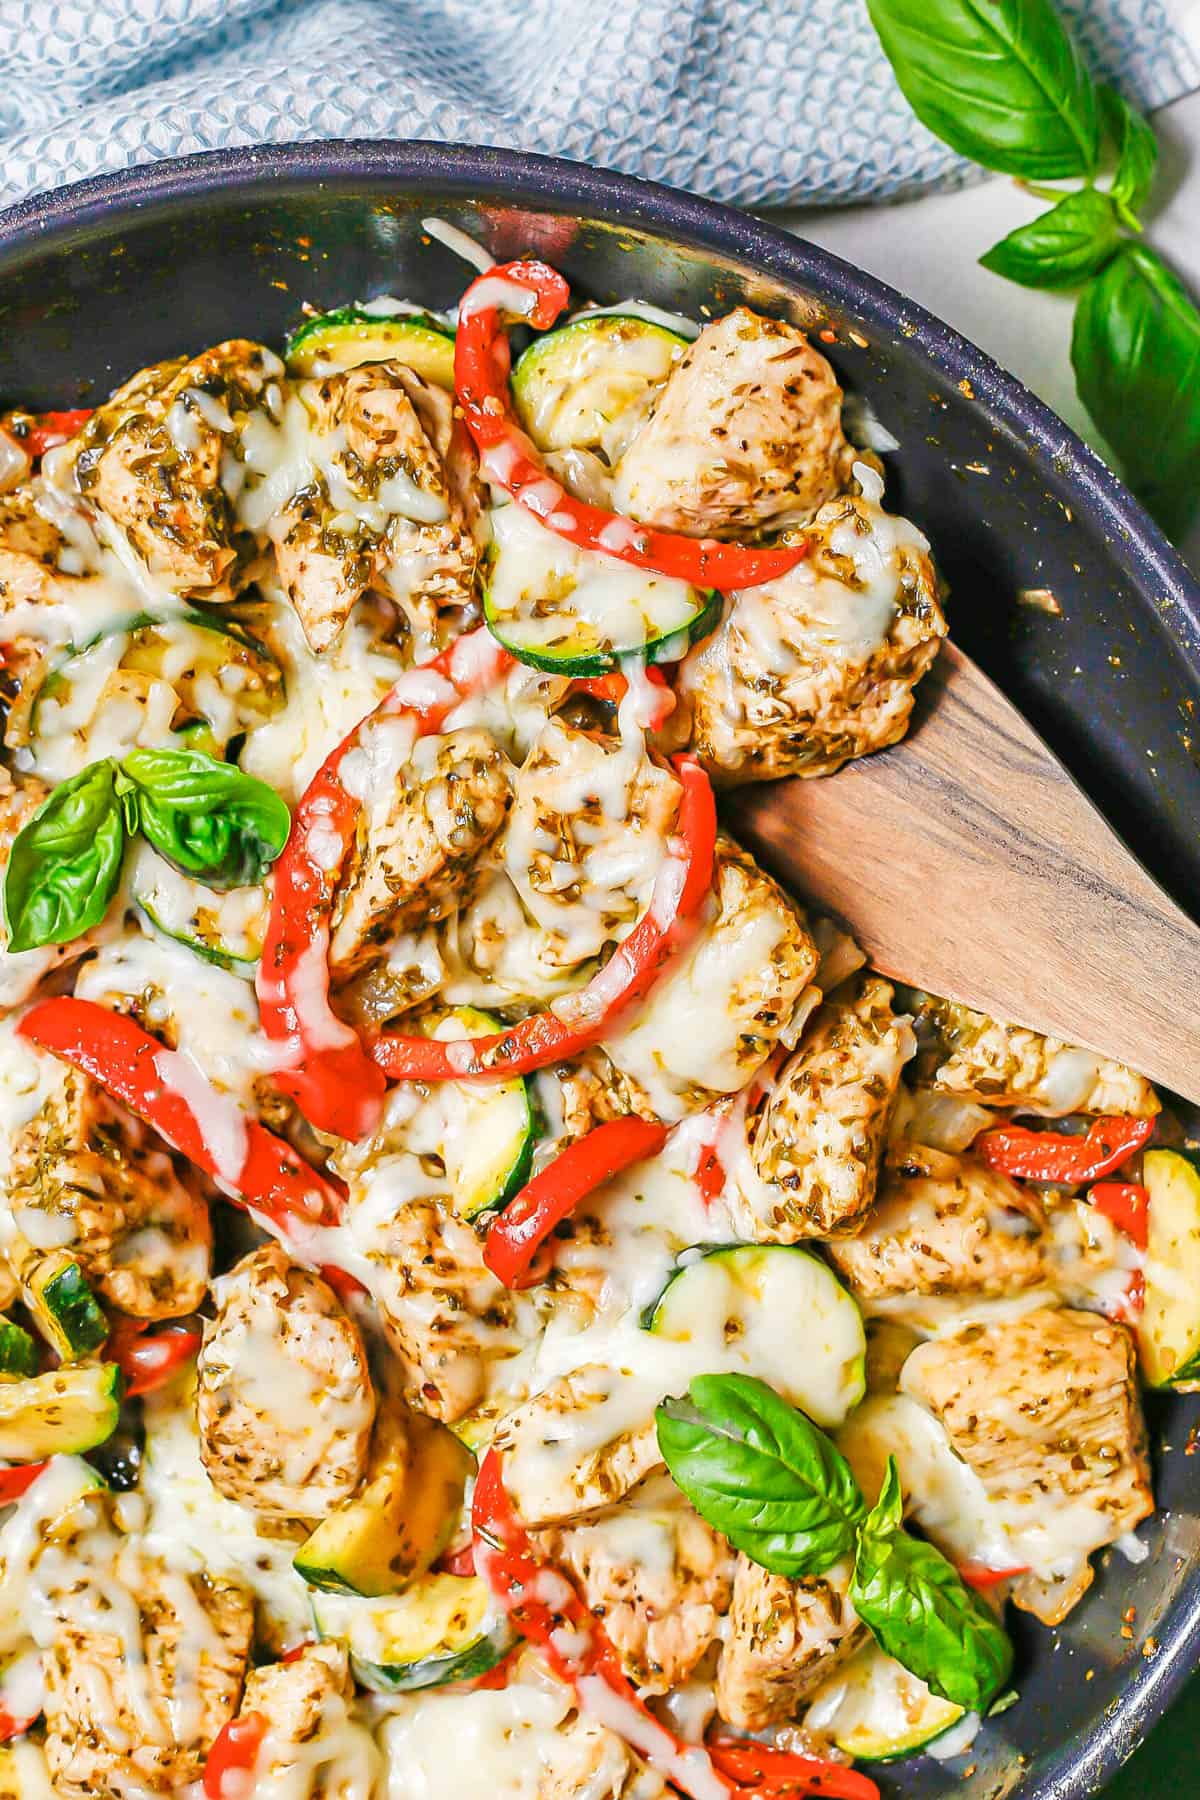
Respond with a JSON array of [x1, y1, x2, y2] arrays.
[[679, 478, 946, 784], [329, 723, 512, 983], [196, 1244, 376, 1524], [73, 340, 281, 601], [716, 1555, 863, 1732], [493, 1366, 663, 1527], [553, 1047, 649, 1143], [603, 840, 818, 1123], [43, 1558, 252, 1799], [535, 1493, 734, 1693], [901, 989, 1159, 1118], [8, 1063, 211, 1319], [901, 1308, 1153, 1625], [612, 308, 854, 535], [236, 1644, 379, 1797], [746, 976, 914, 1240], [503, 716, 682, 972], [828, 1154, 1047, 1302], [273, 360, 481, 652], [0, 490, 88, 697], [540, 1713, 647, 1800]]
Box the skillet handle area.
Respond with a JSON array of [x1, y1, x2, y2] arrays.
[[732, 639, 1200, 1107]]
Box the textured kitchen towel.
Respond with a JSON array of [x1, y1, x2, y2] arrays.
[[0, 0, 1197, 211]]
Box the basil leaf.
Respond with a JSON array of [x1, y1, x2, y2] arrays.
[[980, 188, 1121, 290], [656, 1373, 864, 1577], [866, 0, 1099, 180], [1100, 85, 1158, 220], [849, 1459, 1014, 1712], [3, 761, 125, 953], [119, 748, 290, 889], [1071, 245, 1200, 538]]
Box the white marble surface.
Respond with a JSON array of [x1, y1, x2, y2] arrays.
[[774, 89, 1200, 573]]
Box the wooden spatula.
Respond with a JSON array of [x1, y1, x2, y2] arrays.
[[731, 639, 1200, 1106]]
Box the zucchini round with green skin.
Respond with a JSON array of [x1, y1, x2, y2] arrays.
[[483, 502, 720, 675], [285, 309, 456, 386], [134, 855, 268, 971], [24, 1256, 108, 1362], [0, 1363, 123, 1460], [1139, 1148, 1200, 1387], [644, 1244, 866, 1427], [418, 1008, 537, 1220], [0, 1324, 37, 1381], [311, 1574, 515, 1693], [295, 1406, 473, 1598], [807, 1642, 965, 1762], [28, 611, 284, 776], [511, 314, 688, 460]]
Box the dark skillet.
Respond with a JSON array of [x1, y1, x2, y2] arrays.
[[0, 140, 1196, 1800]]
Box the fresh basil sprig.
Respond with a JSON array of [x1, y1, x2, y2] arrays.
[[118, 749, 291, 890], [979, 189, 1121, 291], [656, 1374, 865, 1576], [658, 1375, 1014, 1714], [866, 0, 1099, 180], [867, 0, 1199, 535], [850, 1459, 1014, 1712], [3, 749, 290, 953], [1071, 246, 1200, 541], [3, 762, 126, 953]]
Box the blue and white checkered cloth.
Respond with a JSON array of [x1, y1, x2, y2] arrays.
[[0, 0, 1197, 210]]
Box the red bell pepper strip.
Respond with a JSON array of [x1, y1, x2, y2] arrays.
[[0, 1708, 36, 1745], [371, 754, 716, 1084], [975, 1115, 1153, 1184], [707, 1741, 880, 1799], [455, 262, 807, 592], [957, 1561, 1031, 1591], [484, 1116, 668, 1288], [256, 628, 512, 1139], [18, 998, 343, 1236], [0, 1463, 48, 1504], [573, 667, 676, 727], [694, 1142, 726, 1204], [116, 1324, 203, 1398], [1089, 1180, 1150, 1250], [203, 1713, 268, 1800], [472, 1451, 873, 1800], [26, 409, 94, 457]]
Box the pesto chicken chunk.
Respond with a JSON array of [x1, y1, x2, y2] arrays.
[[69, 340, 281, 601], [234, 1643, 380, 1796], [8, 1063, 211, 1319], [603, 840, 818, 1122], [493, 1365, 664, 1526], [902, 1308, 1154, 1623], [329, 723, 513, 983], [196, 1243, 376, 1524], [43, 1555, 252, 1800], [269, 360, 482, 652], [746, 975, 914, 1239], [535, 1490, 734, 1693], [612, 307, 855, 534], [828, 1152, 1047, 1301], [680, 476, 946, 782], [716, 1555, 864, 1732]]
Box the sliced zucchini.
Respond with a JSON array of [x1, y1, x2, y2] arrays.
[[295, 1405, 472, 1597], [450, 1394, 513, 1455], [24, 1255, 108, 1362], [809, 1642, 964, 1762], [285, 308, 456, 386], [312, 1573, 515, 1693], [134, 855, 268, 971], [644, 1244, 866, 1428], [0, 1323, 37, 1380], [28, 611, 284, 772], [511, 314, 688, 459], [414, 1008, 536, 1220], [483, 502, 719, 675], [0, 1363, 123, 1460], [1139, 1148, 1200, 1387]]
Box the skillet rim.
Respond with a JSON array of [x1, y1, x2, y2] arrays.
[[0, 136, 1196, 1797]]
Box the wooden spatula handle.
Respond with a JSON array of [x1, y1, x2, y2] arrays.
[[732, 641, 1200, 1106]]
